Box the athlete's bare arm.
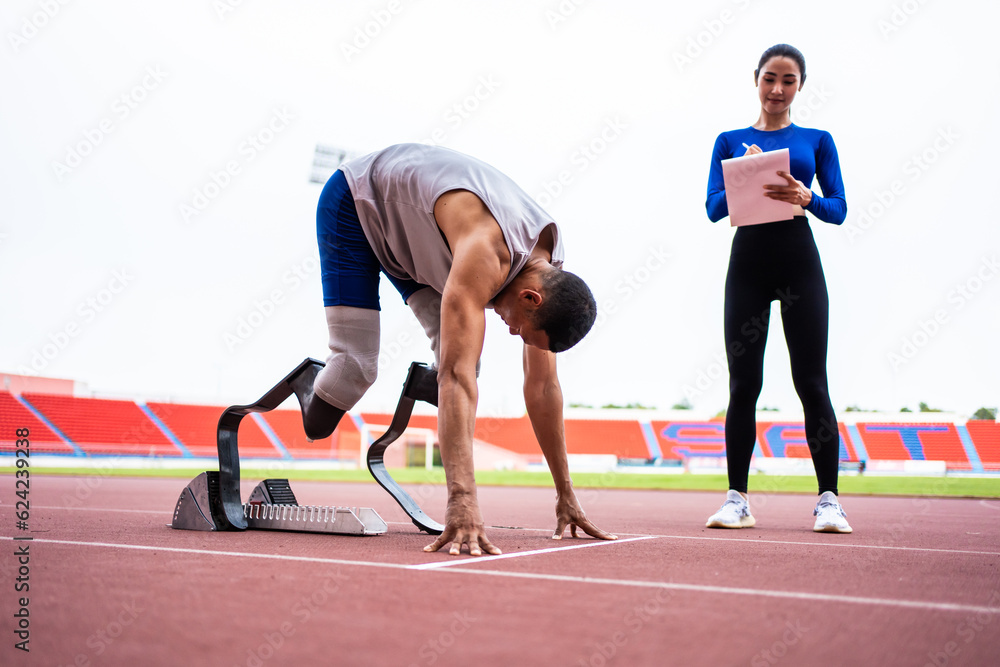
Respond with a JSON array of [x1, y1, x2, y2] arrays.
[[422, 190, 509, 556], [522, 344, 617, 541]]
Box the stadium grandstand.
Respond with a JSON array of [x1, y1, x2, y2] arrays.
[[1, 373, 997, 475]]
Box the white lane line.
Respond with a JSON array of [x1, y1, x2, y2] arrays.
[[34, 505, 170, 515], [390, 521, 1000, 557], [33, 507, 1000, 557], [0, 536, 408, 570], [640, 534, 1000, 557], [408, 536, 657, 570], [434, 568, 1000, 616], [3, 536, 998, 616]]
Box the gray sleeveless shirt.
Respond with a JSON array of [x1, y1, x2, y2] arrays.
[[340, 143, 564, 298]]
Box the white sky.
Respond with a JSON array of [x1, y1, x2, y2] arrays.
[[2, 0, 998, 418]]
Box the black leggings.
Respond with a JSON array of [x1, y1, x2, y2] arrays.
[[724, 217, 839, 495]]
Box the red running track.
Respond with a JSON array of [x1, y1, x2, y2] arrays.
[[2, 474, 1000, 666]]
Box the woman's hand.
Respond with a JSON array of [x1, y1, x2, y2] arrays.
[[763, 171, 813, 207], [744, 143, 762, 156]]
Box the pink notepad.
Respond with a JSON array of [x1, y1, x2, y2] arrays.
[[721, 148, 796, 227]]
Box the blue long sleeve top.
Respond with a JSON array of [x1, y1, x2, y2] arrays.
[[705, 124, 847, 224]]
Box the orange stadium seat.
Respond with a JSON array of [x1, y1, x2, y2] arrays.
[[22, 393, 181, 457], [363, 414, 647, 459], [564, 420, 649, 458], [966, 420, 1000, 470], [472, 415, 538, 456], [146, 402, 282, 459], [0, 391, 76, 454], [7, 381, 998, 472], [856, 422, 970, 468], [260, 409, 350, 459]]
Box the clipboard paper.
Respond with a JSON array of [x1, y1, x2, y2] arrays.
[[721, 148, 796, 227]]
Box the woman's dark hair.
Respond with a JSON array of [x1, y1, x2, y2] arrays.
[[755, 44, 806, 84]]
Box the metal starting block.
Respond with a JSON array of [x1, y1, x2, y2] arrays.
[[171, 472, 387, 535], [171, 358, 444, 537], [244, 503, 386, 535]]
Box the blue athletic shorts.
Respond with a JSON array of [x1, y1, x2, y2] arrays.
[[317, 170, 425, 309]]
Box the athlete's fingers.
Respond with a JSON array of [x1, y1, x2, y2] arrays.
[[577, 517, 618, 541], [478, 535, 502, 555], [424, 527, 455, 552]]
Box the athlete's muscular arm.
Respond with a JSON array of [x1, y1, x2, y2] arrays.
[[423, 191, 508, 557], [522, 344, 618, 542]]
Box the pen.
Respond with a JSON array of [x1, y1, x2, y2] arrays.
[[742, 142, 751, 150]]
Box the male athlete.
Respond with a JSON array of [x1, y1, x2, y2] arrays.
[[286, 143, 615, 556]]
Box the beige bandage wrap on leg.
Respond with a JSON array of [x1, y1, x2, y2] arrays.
[[313, 306, 380, 410], [406, 287, 443, 369], [406, 287, 480, 376]]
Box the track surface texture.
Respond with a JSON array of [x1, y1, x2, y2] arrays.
[[2, 474, 999, 666]]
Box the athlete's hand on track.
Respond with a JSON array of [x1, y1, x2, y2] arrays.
[[424, 493, 502, 557], [764, 171, 813, 207], [552, 491, 618, 541]]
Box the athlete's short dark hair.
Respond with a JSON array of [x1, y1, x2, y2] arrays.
[[755, 43, 807, 84], [533, 269, 597, 353]]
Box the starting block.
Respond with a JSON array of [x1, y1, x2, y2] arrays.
[[171, 472, 387, 535], [171, 358, 443, 536]]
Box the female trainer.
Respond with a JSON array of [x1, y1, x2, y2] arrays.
[[704, 44, 851, 533]]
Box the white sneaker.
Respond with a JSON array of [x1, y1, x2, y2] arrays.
[[706, 489, 756, 528], [813, 491, 852, 533]]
